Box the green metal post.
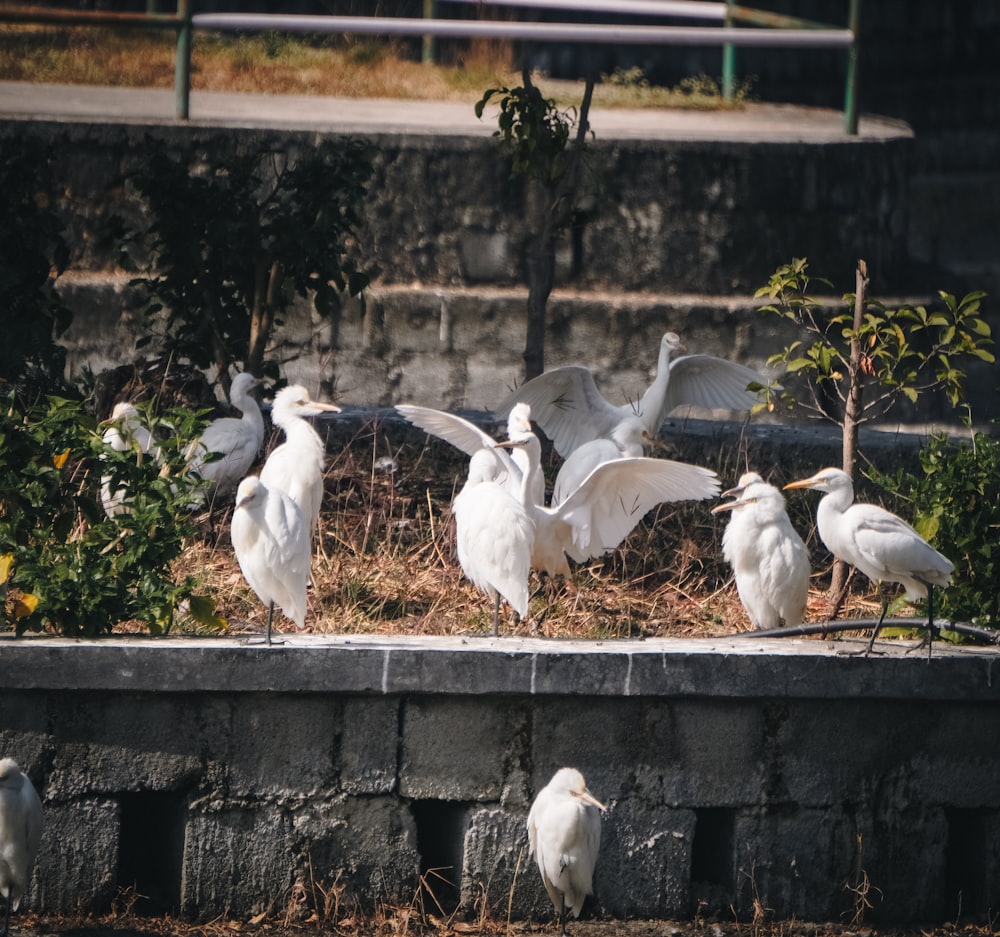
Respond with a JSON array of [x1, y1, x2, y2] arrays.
[[174, 0, 192, 120], [844, 0, 861, 134], [721, 0, 736, 102], [422, 0, 436, 65]]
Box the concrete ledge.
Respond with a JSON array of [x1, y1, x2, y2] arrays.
[[3, 633, 1000, 700]]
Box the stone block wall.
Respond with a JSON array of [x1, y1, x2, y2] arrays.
[[2, 636, 999, 926]]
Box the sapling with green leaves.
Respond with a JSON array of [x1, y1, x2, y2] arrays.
[[476, 72, 598, 379]]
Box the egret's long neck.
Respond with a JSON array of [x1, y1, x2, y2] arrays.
[[232, 386, 264, 436], [511, 433, 544, 509], [637, 340, 674, 434], [274, 413, 324, 459], [815, 484, 855, 545]]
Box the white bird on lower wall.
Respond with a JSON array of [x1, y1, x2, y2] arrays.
[[527, 767, 606, 937], [186, 372, 266, 504], [259, 385, 340, 542], [784, 467, 954, 656], [712, 472, 810, 631], [230, 475, 310, 645], [0, 758, 43, 937]]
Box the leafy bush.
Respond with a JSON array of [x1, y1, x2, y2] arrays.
[[0, 392, 221, 637], [874, 428, 1000, 628], [121, 136, 374, 383]]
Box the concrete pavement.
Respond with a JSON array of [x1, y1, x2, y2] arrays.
[[0, 79, 911, 142]]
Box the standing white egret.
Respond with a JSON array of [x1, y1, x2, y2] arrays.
[[496, 332, 769, 459], [259, 385, 340, 541], [396, 404, 545, 506], [99, 402, 159, 518], [0, 758, 43, 937], [527, 767, 605, 937], [452, 444, 536, 634], [784, 467, 954, 655], [712, 472, 810, 630], [187, 372, 266, 503], [230, 475, 310, 645]]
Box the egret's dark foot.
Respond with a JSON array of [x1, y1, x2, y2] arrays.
[[905, 625, 939, 662]]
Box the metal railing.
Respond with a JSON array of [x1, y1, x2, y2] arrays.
[[0, 1, 860, 132]]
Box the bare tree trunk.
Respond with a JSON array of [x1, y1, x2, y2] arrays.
[[247, 258, 283, 378], [519, 69, 595, 381], [828, 259, 869, 618]]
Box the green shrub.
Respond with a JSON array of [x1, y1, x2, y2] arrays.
[[0, 393, 221, 637], [874, 427, 1000, 628]]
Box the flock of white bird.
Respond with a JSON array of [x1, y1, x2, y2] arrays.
[[96, 330, 954, 648], [2, 333, 957, 933]]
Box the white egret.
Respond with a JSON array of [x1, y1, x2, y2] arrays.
[[0, 758, 43, 937], [187, 372, 266, 502], [527, 767, 605, 937], [259, 385, 340, 541], [712, 472, 810, 630], [230, 475, 310, 645], [99, 402, 159, 518], [784, 467, 954, 655], [496, 331, 769, 459], [396, 404, 545, 507], [551, 415, 651, 507], [452, 445, 536, 635]]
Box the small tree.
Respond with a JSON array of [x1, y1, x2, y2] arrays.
[[123, 137, 374, 393], [476, 71, 598, 379], [755, 257, 994, 610]]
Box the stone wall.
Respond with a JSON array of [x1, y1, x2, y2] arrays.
[[2, 635, 999, 926]]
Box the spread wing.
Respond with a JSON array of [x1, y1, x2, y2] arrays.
[[494, 367, 627, 458], [552, 457, 719, 560], [665, 355, 769, 414]]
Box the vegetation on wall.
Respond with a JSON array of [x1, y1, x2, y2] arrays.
[[120, 136, 374, 393], [0, 137, 72, 404], [0, 393, 220, 637]]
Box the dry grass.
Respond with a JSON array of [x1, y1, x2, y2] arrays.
[[171, 416, 881, 644], [0, 23, 748, 110]]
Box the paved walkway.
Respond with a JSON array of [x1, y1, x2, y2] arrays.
[[0, 80, 911, 142]]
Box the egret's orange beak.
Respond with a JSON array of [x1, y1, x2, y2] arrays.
[[573, 788, 607, 813]]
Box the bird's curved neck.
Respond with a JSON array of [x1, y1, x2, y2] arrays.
[[817, 484, 855, 522], [637, 348, 672, 433]]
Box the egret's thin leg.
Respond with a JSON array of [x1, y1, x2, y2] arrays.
[[491, 593, 500, 636], [266, 600, 274, 646], [560, 893, 569, 937], [925, 584, 937, 662], [3, 893, 10, 937], [866, 585, 889, 655]]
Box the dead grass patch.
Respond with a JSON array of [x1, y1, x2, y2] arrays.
[[168, 419, 887, 643]]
